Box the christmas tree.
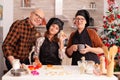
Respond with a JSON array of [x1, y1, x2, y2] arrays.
[[102, 0, 120, 47], [101, 0, 120, 71]]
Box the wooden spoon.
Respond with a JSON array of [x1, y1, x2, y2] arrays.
[[111, 45, 118, 61], [102, 46, 110, 62]]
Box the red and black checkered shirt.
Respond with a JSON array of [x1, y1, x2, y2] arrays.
[[2, 18, 38, 61]]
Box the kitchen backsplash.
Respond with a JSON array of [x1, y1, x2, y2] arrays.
[[13, 0, 104, 37], [14, 0, 104, 26]]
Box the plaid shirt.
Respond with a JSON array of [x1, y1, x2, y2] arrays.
[[2, 18, 38, 61]]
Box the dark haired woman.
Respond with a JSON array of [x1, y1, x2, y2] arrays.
[[34, 17, 67, 65]]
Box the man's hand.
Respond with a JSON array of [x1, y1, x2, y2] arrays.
[[7, 55, 15, 65]]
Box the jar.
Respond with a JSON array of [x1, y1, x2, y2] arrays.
[[86, 61, 95, 74], [77, 60, 87, 74], [89, 2, 96, 8], [12, 59, 21, 70], [89, 2, 93, 8], [92, 2, 96, 8]]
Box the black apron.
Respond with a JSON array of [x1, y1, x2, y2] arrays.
[[39, 37, 61, 65], [71, 28, 100, 65]]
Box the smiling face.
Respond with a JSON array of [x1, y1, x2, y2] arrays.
[[49, 24, 60, 36], [74, 15, 86, 30], [29, 9, 45, 27]]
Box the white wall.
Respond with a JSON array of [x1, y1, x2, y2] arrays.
[[3, 0, 13, 40], [0, 0, 13, 79], [0, 1, 4, 80]]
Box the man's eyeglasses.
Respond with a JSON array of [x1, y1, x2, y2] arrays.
[[33, 12, 43, 20], [74, 18, 85, 21]]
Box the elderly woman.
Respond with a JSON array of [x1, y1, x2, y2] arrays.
[[65, 10, 105, 65], [34, 17, 67, 65]]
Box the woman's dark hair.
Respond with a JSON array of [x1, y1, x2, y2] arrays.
[[44, 31, 59, 42]]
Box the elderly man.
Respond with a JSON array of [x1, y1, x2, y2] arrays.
[[2, 9, 45, 70]]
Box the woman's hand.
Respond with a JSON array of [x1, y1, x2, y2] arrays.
[[33, 56, 42, 66], [59, 30, 67, 42], [80, 44, 92, 54], [59, 30, 67, 51], [80, 44, 104, 54], [71, 44, 78, 52], [66, 44, 78, 57]]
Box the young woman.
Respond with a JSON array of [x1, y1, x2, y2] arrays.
[[34, 17, 67, 65]]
